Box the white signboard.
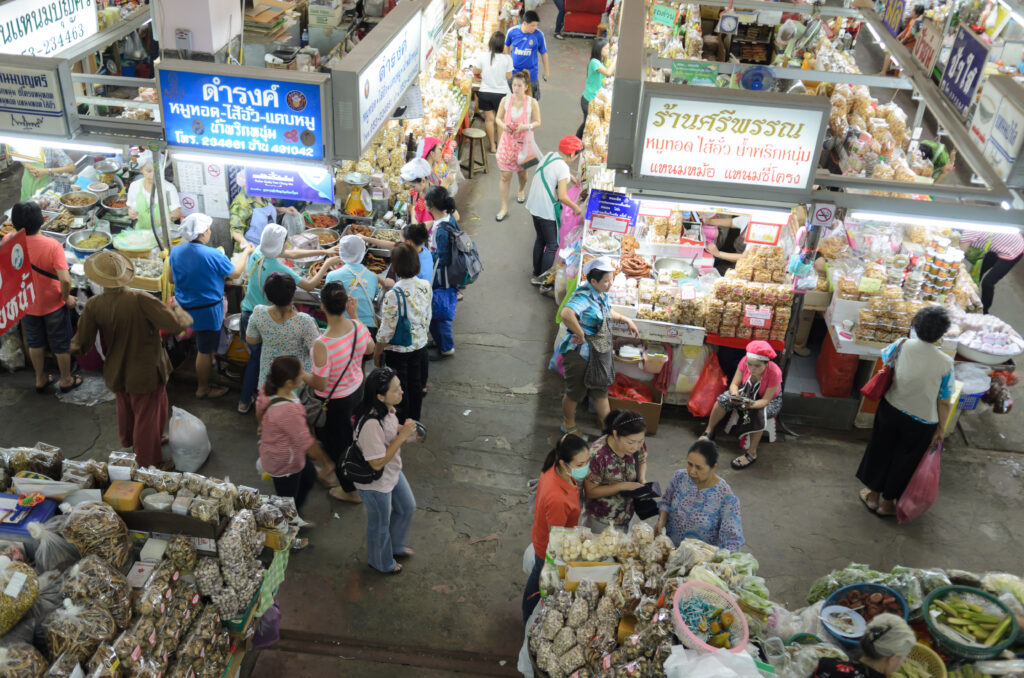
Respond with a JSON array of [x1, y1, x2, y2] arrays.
[[912, 20, 942, 74], [639, 95, 824, 190], [0, 0, 99, 57], [0, 64, 69, 136], [358, 10, 421, 150], [968, 77, 1024, 184], [420, 0, 444, 68]]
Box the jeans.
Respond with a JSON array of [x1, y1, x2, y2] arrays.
[[531, 215, 558, 277], [979, 250, 1022, 313], [272, 458, 317, 511], [430, 287, 458, 353], [522, 554, 545, 625], [239, 311, 262, 407], [576, 95, 590, 140], [316, 389, 362, 493], [384, 347, 427, 422], [553, 0, 566, 35], [357, 472, 416, 572]]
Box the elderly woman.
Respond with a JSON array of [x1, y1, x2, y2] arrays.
[[815, 614, 916, 678], [857, 306, 954, 518], [656, 440, 744, 550], [584, 409, 648, 531], [127, 150, 181, 232], [552, 256, 639, 435], [169, 213, 252, 398], [699, 340, 783, 469]]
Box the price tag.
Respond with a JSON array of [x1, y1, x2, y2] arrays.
[[743, 306, 773, 328], [3, 571, 26, 598], [591, 213, 630, 234], [651, 3, 678, 26]]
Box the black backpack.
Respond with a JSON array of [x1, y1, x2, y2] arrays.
[[340, 416, 386, 484], [438, 220, 482, 286]]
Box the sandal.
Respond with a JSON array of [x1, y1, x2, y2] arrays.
[[516, 193, 526, 203], [386, 563, 403, 574], [495, 212, 508, 222], [731, 452, 757, 470], [291, 537, 310, 551], [58, 375, 83, 393], [196, 385, 230, 399], [858, 488, 879, 513], [697, 430, 715, 442], [329, 487, 362, 503], [394, 548, 415, 559], [35, 375, 55, 394]]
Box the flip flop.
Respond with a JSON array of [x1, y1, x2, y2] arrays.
[[58, 374, 83, 393], [35, 375, 55, 394], [731, 452, 757, 470], [371, 563, 403, 574], [394, 548, 415, 559], [196, 385, 230, 399], [516, 194, 526, 203], [291, 537, 310, 551], [858, 488, 879, 513], [697, 431, 715, 442]]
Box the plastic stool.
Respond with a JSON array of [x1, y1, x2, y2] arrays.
[[460, 127, 488, 178]]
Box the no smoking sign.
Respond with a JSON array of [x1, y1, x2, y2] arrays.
[[810, 202, 835, 228]]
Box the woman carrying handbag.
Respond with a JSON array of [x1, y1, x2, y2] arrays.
[[494, 71, 541, 221]]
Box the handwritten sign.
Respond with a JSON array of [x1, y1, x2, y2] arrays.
[[651, 4, 678, 27], [0, 0, 98, 57], [882, 0, 906, 36], [0, 230, 32, 337], [586, 189, 639, 234], [244, 166, 335, 203], [940, 27, 990, 117], [912, 20, 942, 73], [0, 62, 71, 136]]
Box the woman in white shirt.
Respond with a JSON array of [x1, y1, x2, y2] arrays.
[[127, 151, 181, 233], [472, 31, 514, 155]]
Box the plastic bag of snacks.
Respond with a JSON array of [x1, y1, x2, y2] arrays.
[[0, 557, 39, 634], [61, 555, 132, 629], [42, 599, 116, 663], [61, 502, 132, 570], [27, 518, 79, 574], [0, 642, 48, 677]]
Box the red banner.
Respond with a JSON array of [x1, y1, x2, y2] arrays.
[[0, 230, 34, 337]]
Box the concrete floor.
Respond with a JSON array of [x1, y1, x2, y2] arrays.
[[2, 6, 1024, 675]]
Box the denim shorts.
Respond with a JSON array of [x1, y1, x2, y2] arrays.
[[22, 307, 71, 353], [194, 329, 221, 354]]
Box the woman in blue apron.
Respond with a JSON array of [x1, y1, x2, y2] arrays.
[[127, 151, 182, 234]]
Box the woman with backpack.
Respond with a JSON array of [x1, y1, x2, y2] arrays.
[[373, 243, 432, 422], [352, 367, 419, 574], [426, 186, 462, 358]]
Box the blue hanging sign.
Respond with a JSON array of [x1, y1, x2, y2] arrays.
[[244, 167, 335, 203], [882, 0, 906, 36], [939, 27, 991, 118], [586, 189, 639, 234], [158, 65, 327, 160]]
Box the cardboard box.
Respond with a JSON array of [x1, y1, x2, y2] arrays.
[[803, 289, 832, 311], [139, 538, 168, 563], [564, 561, 620, 592], [608, 388, 664, 435], [103, 481, 144, 511], [824, 294, 867, 327]]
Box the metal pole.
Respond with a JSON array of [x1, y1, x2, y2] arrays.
[[150, 142, 172, 251]]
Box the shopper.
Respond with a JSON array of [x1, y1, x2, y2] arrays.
[[699, 340, 783, 469], [472, 31, 514, 153], [71, 251, 193, 467], [239, 224, 339, 413], [814, 614, 916, 678], [957, 228, 1024, 313], [526, 135, 583, 287], [245, 273, 321, 396], [353, 367, 419, 574], [552, 257, 639, 435], [919, 141, 957, 182], [583, 410, 648, 531], [576, 39, 615, 139], [426, 186, 462, 357], [169, 213, 253, 399], [6, 201, 80, 394], [504, 11, 549, 101], [19, 146, 74, 202], [857, 307, 954, 518], [552, 0, 566, 39], [655, 440, 744, 550], [257, 356, 336, 534], [494, 71, 541, 221], [304, 282, 375, 504], [326, 235, 390, 335], [361, 223, 434, 284], [523, 433, 589, 624], [373, 243, 432, 423]]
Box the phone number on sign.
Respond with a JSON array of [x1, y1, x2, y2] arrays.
[[193, 135, 316, 158], [22, 23, 86, 56]]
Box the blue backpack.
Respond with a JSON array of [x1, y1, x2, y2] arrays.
[[390, 287, 413, 348], [439, 220, 482, 286]]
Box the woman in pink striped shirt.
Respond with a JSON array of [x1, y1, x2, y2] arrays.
[[304, 282, 375, 503], [959, 228, 1024, 313]]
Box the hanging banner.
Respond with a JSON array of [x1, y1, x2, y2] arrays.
[[882, 0, 906, 36], [586, 189, 639, 234], [670, 61, 718, 86], [939, 27, 990, 118], [158, 60, 331, 161], [420, 0, 444, 68], [0, 230, 33, 337], [912, 20, 942, 74], [0, 0, 99, 57], [968, 75, 1024, 187], [0, 60, 73, 136], [244, 167, 335, 203]]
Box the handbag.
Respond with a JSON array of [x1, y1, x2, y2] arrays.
[[584, 314, 615, 389], [301, 336, 357, 430], [517, 131, 541, 169], [860, 338, 906, 401], [390, 287, 414, 348], [629, 456, 660, 520], [340, 416, 386, 484]]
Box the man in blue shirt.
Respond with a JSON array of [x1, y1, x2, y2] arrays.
[[504, 11, 549, 101]]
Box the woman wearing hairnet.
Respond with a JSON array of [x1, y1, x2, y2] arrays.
[[127, 150, 182, 233]]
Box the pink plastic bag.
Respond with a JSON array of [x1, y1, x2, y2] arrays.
[[896, 442, 941, 524]]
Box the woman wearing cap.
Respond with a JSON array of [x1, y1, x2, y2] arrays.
[[71, 251, 193, 468], [127, 151, 181, 233], [494, 71, 541, 221], [526, 135, 584, 287], [699, 340, 783, 469], [169, 213, 254, 398], [401, 158, 436, 230], [237, 224, 340, 413], [325, 234, 393, 336], [229, 170, 300, 252], [583, 409, 648, 531], [552, 256, 639, 436], [422, 136, 458, 195], [814, 614, 916, 678]]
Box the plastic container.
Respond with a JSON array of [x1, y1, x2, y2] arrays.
[[643, 343, 670, 374], [822, 583, 908, 649], [671, 581, 749, 654]]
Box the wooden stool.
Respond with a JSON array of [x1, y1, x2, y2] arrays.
[[459, 127, 488, 178]]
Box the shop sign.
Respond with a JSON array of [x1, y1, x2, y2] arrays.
[[939, 27, 990, 118], [420, 0, 444, 68], [357, 11, 422, 150], [244, 166, 335, 203], [744, 222, 782, 246], [158, 62, 329, 161], [670, 61, 718, 86], [0, 0, 98, 57], [0, 230, 32, 338], [912, 20, 942, 74], [0, 61, 72, 136], [651, 4, 678, 27], [586, 189, 638, 234], [968, 76, 1024, 186], [882, 0, 905, 36]]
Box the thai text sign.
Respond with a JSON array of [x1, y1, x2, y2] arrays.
[[0, 63, 69, 136], [0, 0, 98, 57], [0, 230, 33, 337], [244, 167, 335, 203], [358, 10, 421, 150], [639, 95, 824, 190], [158, 67, 326, 160], [651, 4, 678, 27], [940, 27, 990, 118], [912, 20, 942, 73], [586, 189, 638, 234], [882, 0, 905, 36]]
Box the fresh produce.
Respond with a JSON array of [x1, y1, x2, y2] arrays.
[[832, 588, 902, 623], [676, 597, 736, 649], [930, 593, 1012, 646], [892, 657, 929, 678]]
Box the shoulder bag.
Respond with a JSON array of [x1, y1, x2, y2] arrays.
[[301, 334, 357, 430], [390, 287, 414, 348], [340, 416, 386, 484], [860, 338, 907, 401], [537, 153, 563, 227]]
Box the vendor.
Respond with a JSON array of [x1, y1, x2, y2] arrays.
[[956, 227, 1024, 313], [401, 158, 435, 229], [583, 409, 649, 532], [229, 170, 300, 251], [655, 439, 744, 550], [19, 146, 75, 201], [421, 137, 457, 193], [326, 235, 393, 335], [814, 615, 916, 678], [127, 151, 181, 233], [699, 340, 783, 470], [702, 213, 751, 273], [919, 140, 956, 182]]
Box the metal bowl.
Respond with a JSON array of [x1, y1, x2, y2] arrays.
[[341, 171, 370, 186], [305, 227, 340, 248], [652, 257, 698, 280], [101, 194, 130, 216], [68, 230, 112, 259], [60, 191, 98, 215]]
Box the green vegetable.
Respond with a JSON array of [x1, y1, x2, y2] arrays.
[[893, 657, 929, 678], [983, 616, 1011, 646]]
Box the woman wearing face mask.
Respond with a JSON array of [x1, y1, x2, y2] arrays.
[[583, 410, 648, 532], [655, 440, 744, 550], [523, 433, 590, 624]]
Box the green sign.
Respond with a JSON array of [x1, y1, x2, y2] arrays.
[[670, 60, 719, 86], [651, 3, 678, 27]]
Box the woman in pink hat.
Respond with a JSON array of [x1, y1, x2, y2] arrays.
[[421, 137, 457, 194], [698, 340, 783, 469]]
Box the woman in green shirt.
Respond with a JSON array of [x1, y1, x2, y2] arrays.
[[576, 39, 614, 140]]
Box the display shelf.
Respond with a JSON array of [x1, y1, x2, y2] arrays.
[[705, 333, 785, 352], [611, 318, 705, 345]]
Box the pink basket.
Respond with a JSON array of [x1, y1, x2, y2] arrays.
[[671, 581, 749, 653]]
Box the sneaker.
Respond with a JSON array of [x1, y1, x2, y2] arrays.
[[441, 348, 456, 357], [530, 274, 547, 286]]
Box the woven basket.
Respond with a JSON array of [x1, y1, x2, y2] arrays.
[[671, 581, 749, 653], [923, 586, 1019, 661], [906, 643, 947, 678]]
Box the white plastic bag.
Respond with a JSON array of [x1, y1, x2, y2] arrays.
[[670, 649, 761, 678], [168, 406, 211, 472], [280, 212, 305, 237]]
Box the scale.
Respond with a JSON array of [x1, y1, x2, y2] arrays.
[[341, 172, 373, 217]]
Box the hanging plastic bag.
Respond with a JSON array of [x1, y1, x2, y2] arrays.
[[687, 352, 728, 417], [253, 599, 282, 648], [896, 442, 941, 524], [517, 132, 542, 169], [280, 211, 305, 237], [27, 518, 79, 574], [168, 406, 212, 473]]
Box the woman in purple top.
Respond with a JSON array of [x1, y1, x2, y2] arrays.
[[583, 410, 648, 531]]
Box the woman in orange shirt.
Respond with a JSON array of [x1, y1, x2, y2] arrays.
[[523, 433, 589, 625]]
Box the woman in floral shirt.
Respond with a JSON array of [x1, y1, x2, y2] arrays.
[[583, 410, 648, 530]]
